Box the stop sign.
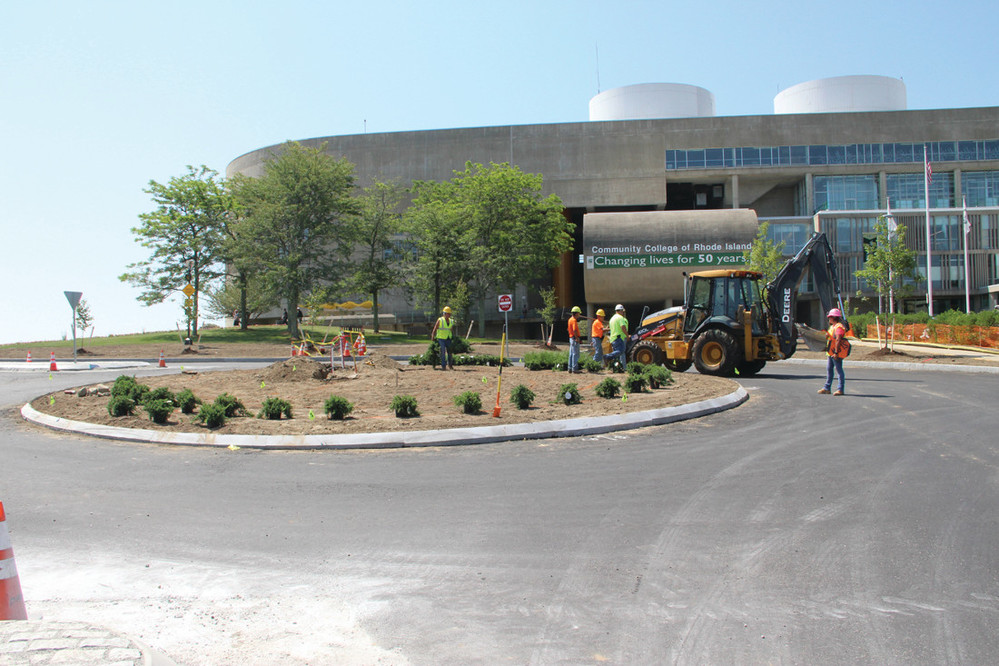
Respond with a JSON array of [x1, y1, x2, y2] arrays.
[[497, 294, 513, 312]]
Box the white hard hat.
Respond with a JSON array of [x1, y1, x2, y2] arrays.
[[615, 303, 625, 311]]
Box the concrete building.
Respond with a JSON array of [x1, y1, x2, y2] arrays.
[[228, 76, 999, 333]]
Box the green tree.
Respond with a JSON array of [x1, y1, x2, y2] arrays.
[[202, 276, 276, 325], [230, 142, 359, 338], [351, 180, 407, 332], [120, 165, 231, 339], [742, 222, 786, 285], [854, 216, 920, 348], [405, 196, 470, 317], [74, 298, 94, 334], [409, 162, 571, 336]]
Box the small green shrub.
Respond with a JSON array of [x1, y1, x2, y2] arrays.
[[143, 398, 175, 424], [142, 386, 176, 407], [214, 393, 248, 417], [579, 356, 602, 373], [557, 383, 582, 405], [391, 394, 419, 418], [625, 374, 648, 393], [324, 395, 354, 420], [643, 364, 673, 389], [196, 402, 227, 428], [595, 377, 622, 399], [509, 384, 535, 410], [111, 375, 150, 403], [107, 395, 135, 417], [176, 388, 202, 414], [453, 391, 482, 414], [258, 397, 293, 420]]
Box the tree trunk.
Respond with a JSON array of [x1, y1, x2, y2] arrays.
[[238, 271, 248, 331], [287, 287, 300, 339], [372, 291, 380, 333], [477, 297, 486, 338]]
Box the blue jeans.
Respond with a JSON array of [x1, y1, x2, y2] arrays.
[[824, 355, 845, 393], [437, 338, 453, 370], [606, 338, 627, 372], [568, 338, 580, 372], [591, 337, 603, 363]]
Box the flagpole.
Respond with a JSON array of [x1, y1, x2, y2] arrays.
[[963, 196, 971, 313], [923, 144, 934, 316]]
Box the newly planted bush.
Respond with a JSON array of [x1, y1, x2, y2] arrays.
[[196, 402, 227, 429], [142, 387, 176, 407], [453, 391, 482, 414], [595, 377, 622, 399], [643, 364, 673, 389], [324, 395, 354, 420], [625, 374, 648, 393], [391, 394, 419, 418], [557, 383, 582, 405], [176, 388, 202, 414], [111, 375, 150, 403], [107, 395, 135, 417], [143, 398, 175, 424], [214, 393, 248, 417], [258, 397, 293, 420], [509, 384, 535, 410]]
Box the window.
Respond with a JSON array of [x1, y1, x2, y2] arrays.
[[814, 175, 878, 212], [961, 171, 999, 207]]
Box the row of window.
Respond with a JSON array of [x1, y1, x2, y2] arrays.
[[665, 140, 999, 171], [764, 214, 999, 292], [811, 171, 999, 213]]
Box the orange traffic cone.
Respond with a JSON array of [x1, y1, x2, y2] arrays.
[[48, 352, 58, 372], [158, 350, 167, 368], [0, 501, 28, 620], [25, 351, 31, 363]]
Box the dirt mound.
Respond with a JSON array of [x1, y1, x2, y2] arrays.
[[256, 357, 330, 382]]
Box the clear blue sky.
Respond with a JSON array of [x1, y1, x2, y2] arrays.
[[2, 0, 996, 344]]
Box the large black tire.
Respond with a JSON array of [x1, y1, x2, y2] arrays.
[[692, 329, 740, 376], [630, 340, 664, 366], [736, 359, 767, 376], [664, 358, 693, 373]]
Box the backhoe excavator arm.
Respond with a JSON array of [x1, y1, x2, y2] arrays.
[[764, 232, 847, 358]]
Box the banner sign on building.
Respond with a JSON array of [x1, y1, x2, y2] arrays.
[[582, 209, 760, 304]]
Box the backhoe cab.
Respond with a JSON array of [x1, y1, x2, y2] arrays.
[[626, 232, 847, 377]]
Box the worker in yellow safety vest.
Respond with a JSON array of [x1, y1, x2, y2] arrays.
[[430, 306, 456, 370]]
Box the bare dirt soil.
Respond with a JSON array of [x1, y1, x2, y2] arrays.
[[30, 343, 737, 436]]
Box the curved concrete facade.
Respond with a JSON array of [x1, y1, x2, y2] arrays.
[[774, 75, 906, 114], [589, 83, 715, 121], [582, 210, 758, 303]]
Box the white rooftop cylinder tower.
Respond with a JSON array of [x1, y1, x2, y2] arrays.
[[774, 75, 907, 114], [589, 83, 716, 121]]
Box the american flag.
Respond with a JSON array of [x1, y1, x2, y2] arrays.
[[925, 155, 933, 185]]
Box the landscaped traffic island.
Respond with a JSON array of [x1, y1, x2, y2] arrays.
[[30, 352, 738, 436]]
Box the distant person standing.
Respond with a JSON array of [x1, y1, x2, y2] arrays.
[[604, 304, 628, 372], [567, 306, 582, 373], [280, 308, 288, 325], [430, 306, 455, 370], [590, 308, 606, 365], [818, 308, 847, 396]]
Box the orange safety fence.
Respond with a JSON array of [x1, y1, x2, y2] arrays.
[[867, 323, 999, 349]]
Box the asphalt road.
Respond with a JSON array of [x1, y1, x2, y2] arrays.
[[1, 361, 996, 665]]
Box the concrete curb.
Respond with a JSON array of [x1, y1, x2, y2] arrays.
[[21, 387, 749, 450]]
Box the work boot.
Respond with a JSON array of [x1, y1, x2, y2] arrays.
[[817, 388, 830, 394], [833, 390, 844, 396]]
